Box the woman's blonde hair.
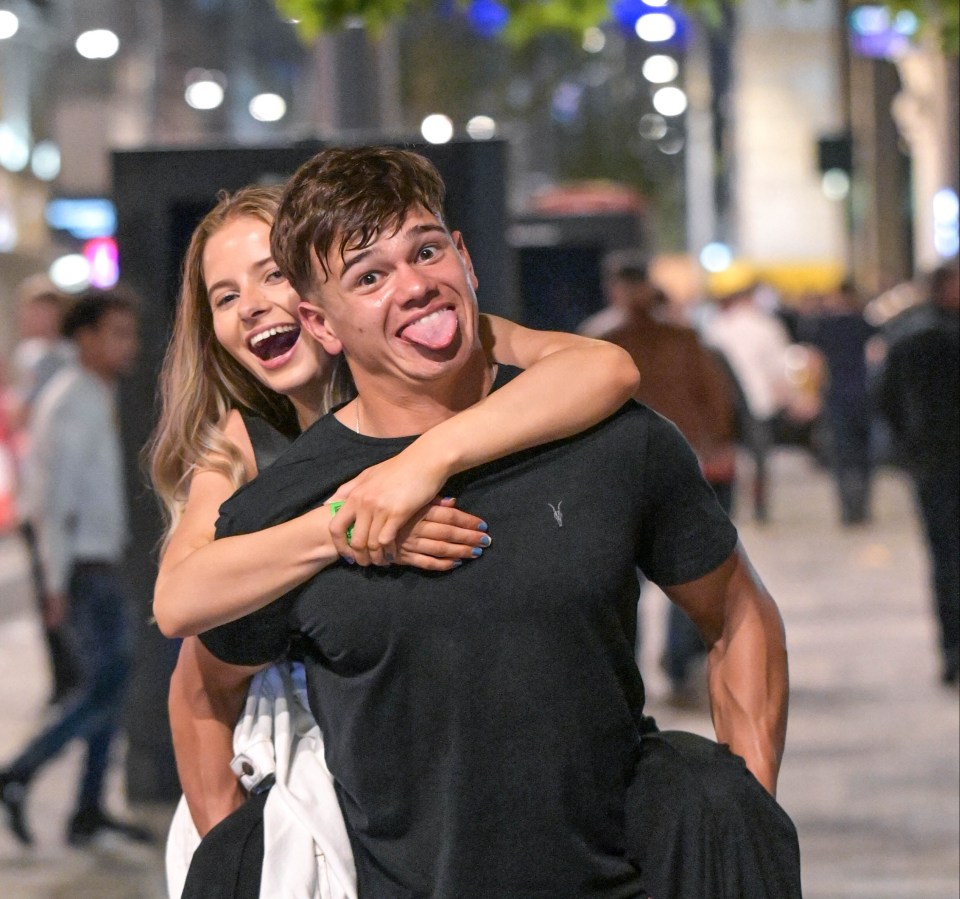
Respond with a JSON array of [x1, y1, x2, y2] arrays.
[[146, 185, 351, 545]]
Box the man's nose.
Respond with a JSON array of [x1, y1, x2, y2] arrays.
[[394, 263, 432, 303]]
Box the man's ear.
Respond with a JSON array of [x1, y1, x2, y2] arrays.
[[298, 301, 343, 356], [451, 231, 479, 290]]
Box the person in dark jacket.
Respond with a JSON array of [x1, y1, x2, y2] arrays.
[[876, 261, 960, 686]]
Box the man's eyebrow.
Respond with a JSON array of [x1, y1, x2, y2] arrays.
[[339, 222, 448, 278]]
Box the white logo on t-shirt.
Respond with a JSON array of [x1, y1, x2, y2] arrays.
[[547, 501, 563, 527]]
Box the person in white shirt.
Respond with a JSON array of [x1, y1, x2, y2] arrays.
[[0, 291, 153, 849], [10, 275, 80, 706], [703, 285, 793, 522]]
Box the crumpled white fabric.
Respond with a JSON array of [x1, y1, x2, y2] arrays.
[[165, 661, 357, 899]]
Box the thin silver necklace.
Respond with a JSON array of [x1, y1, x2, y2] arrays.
[[355, 400, 361, 434]]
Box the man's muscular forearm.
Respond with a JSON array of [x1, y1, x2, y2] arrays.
[[665, 547, 789, 795], [168, 637, 260, 835]]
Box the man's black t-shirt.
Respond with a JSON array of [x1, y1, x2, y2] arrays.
[[202, 372, 737, 898]]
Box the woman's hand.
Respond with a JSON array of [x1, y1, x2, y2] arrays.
[[327, 445, 459, 565], [393, 498, 491, 571]]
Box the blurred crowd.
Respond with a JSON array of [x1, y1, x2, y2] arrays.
[[578, 254, 960, 695]]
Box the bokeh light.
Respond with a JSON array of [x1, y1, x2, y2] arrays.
[[421, 114, 454, 144], [249, 93, 287, 122], [75, 29, 119, 60]]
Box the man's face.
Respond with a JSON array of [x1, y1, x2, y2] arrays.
[[299, 205, 482, 389], [80, 308, 139, 379]]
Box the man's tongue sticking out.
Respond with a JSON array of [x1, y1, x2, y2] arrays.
[[400, 308, 459, 351]]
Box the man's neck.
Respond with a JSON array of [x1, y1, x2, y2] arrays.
[[343, 351, 494, 438]]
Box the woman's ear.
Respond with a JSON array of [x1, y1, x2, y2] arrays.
[[299, 302, 343, 356]]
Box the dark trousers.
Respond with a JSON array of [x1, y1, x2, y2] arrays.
[[825, 401, 873, 524], [914, 468, 960, 668], [6, 562, 133, 811], [627, 728, 803, 898], [181, 790, 267, 899], [19, 522, 79, 701]]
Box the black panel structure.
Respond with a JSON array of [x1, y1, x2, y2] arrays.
[[510, 211, 646, 334], [111, 138, 514, 800]]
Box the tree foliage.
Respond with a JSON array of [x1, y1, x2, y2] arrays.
[[275, 0, 957, 52]]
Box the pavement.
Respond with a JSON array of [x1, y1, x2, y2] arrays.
[[0, 447, 957, 898]]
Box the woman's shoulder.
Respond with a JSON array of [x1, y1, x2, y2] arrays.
[[207, 408, 258, 480]]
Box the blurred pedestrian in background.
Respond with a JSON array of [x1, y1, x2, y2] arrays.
[[580, 251, 739, 704], [798, 280, 878, 525], [0, 290, 153, 848], [7, 275, 80, 707], [702, 283, 793, 523], [875, 261, 960, 687]]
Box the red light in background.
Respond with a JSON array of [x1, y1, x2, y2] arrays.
[[83, 236, 119, 288]]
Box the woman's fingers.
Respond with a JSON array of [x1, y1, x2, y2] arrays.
[[401, 536, 487, 561]]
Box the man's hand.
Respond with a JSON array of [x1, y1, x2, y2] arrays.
[[43, 591, 67, 629]]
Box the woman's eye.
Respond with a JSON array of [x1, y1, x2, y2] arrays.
[[213, 292, 237, 308], [266, 268, 286, 283]]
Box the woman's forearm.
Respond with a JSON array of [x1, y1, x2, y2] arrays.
[[154, 506, 338, 637], [414, 321, 641, 478]]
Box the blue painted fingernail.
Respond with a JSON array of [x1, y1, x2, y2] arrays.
[[452, 560, 463, 568], [386, 552, 396, 563], [341, 555, 355, 565], [479, 534, 491, 547], [471, 547, 484, 558], [443, 496, 456, 502], [476, 521, 488, 532]]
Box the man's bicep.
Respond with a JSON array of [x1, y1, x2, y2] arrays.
[[661, 549, 738, 648]]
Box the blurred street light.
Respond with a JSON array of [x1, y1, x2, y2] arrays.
[[635, 13, 676, 43], [75, 29, 120, 60], [642, 54, 678, 83], [185, 69, 226, 110], [652, 85, 687, 116], [0, 10, 19, 39], [249, 93, 287, 122], [466, 115, 497, 140], [421, 113, 454, 143], [30, 140, 61, 181]]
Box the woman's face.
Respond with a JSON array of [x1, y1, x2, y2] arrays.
[[203, 215, 331, 418]]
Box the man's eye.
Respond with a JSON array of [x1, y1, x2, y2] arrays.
[[418, 245, 438, 261], [357, 272, 379, 287]]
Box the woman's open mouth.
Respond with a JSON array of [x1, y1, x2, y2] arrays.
[[248, 324, 300, 361]]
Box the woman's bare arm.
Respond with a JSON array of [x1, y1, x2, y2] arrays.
[[329, 315, 641, 562]]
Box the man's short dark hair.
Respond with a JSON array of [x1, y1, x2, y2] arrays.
[[603, 250, 650, 284], [61, 289, 138, 340], [272, 146, 447, 300]]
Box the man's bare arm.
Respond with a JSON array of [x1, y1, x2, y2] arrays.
[[663, 544, 789, 795], [168, 636, 265, 835]]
